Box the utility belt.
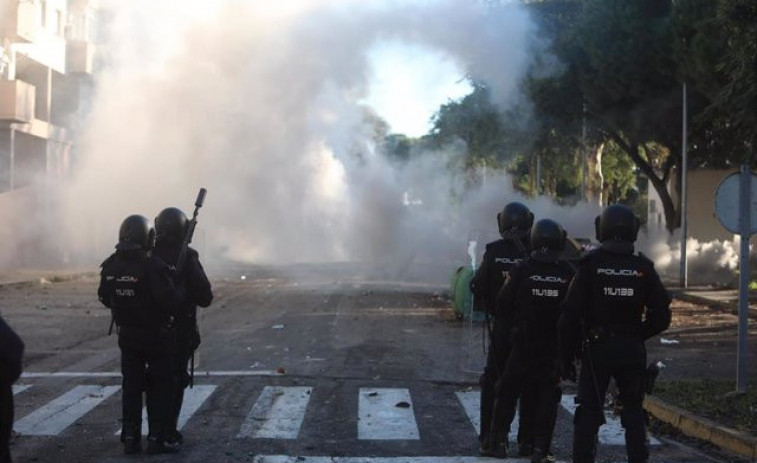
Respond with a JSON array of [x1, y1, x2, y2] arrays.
[[583, 326, 639, 346]]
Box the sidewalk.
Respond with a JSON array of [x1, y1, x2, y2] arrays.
[[671, 285, 757, 315], [647, 286, 757, 460]]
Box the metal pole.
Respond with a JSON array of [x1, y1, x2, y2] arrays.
[[737, 164, 751, 393], [679, 82, 688, 288]]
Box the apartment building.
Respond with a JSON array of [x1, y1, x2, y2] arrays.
[[0, 0, 96, 192]]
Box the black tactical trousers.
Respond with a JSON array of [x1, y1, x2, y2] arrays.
[[480, 338, 536, 446], [490, 346, 561, 453], [119, 328, 173, 441], [0, 381, 13, 463], [573, 336, 648, 463], [167, 323, 198, 432]]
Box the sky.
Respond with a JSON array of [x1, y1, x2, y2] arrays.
[[362, 40, 472, 137]]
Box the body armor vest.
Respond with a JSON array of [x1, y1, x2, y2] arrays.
[[102, 255, 150, 328], [586, 252, 650, 336]]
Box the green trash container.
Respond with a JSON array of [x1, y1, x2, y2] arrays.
[[450, 266, 485, 321]]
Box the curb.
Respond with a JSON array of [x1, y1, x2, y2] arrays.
[[644, 395, 757, 459], [671, 289, 757, 318]]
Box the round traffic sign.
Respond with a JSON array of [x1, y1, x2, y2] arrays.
[[714, 171, 757, 234]]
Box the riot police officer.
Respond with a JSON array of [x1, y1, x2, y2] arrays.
[[152, 207, 213, 445], [0, 315, 24, 463], [558, 204, 671, 463], [470, 201, 537, 457], [98, 215, 185, 455], [487, 219, 574, 462]]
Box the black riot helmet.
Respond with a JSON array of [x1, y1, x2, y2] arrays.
[[155, 207, 188, 244], [116, 214, 155, 251], [497, 201, 534, 239], [530, 218, 567, 252], [594, 204, 640, 243]]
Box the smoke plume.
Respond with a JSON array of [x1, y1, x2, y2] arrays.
[[59, 0, 552, 276]]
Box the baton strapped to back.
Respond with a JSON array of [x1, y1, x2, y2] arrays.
[[177, 188, 207, 388], [176, 188, 207, 275]]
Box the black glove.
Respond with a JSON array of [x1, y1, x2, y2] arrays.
[[560, 359, 577, 383]]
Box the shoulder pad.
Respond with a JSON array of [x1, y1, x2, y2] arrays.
[[99, 254, 116, 268], [484, 240, 500, 251], [579, 248, 600, 263], [187, 247, 199, 258], [636, 251, 654, 265]]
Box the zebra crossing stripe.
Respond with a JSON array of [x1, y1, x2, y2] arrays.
[[177, 385, 216, 429], [238, 386, 312, 439], [251, 457, 572, 463], [358, 388, 419, 440], [113, 385, 218, 437], [455, 390, 481, 434], [454, 390, 519, 441], [15, 385, 120, 436], [560, 394, 661, 446], [12, 385, 30, 395]]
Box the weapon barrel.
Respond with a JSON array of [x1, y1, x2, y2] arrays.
[[176, 188, 207, 273]]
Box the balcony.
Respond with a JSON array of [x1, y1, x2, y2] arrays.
[[66, 41, 95, 74], [0, 80, 35, 123], [0, 1, 39, 43]]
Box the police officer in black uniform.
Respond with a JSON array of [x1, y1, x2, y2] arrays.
[[470, 201, 537, 457], [152, 207, 213, 445], [0, 315, 24, 463], [488, 219, 574, 462], [98, 214, 185, 455], [558, 204, 671, 463]]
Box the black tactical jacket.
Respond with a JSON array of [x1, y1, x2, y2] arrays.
[[98, 249, 184, 330], [152, 243, 213, 325], [470, 237, 530, 316], [0, 314, 24, 384], [496, 251, 574, 358], [558, 241, 672, 360]]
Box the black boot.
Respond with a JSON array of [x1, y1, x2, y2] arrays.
[[479, 431, 507, 459], [122, 436, 141, 455], [518, 441, 534, 457], [531, 447, 557, 463], [146, 435, 180, 454], [166, 429, 184, 445], [120, 423, 141, 454]]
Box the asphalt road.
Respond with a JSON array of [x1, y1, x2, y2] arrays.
[[0, 262, 731, 462]]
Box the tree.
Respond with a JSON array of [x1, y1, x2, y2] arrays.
[[712, 0, 757, 159]]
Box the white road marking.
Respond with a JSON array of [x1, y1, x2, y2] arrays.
[[251, 457, 573, 463], [358, 388, 419, 440], [114, 385, 218, 437], [238, 386, 312, 439], [561, 394, 661, 446], [454, 390, 519, 441], [21, 370, 281, 378], [12, 385, 30, 395], [177, 385, 216, 429], [15, 385, 120, 436]]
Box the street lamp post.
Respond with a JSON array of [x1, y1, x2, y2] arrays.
[[679, 81, 688, 288]]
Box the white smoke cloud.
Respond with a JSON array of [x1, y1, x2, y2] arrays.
[[637, 228, 742, 286], [58, 0, 543, 278]]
